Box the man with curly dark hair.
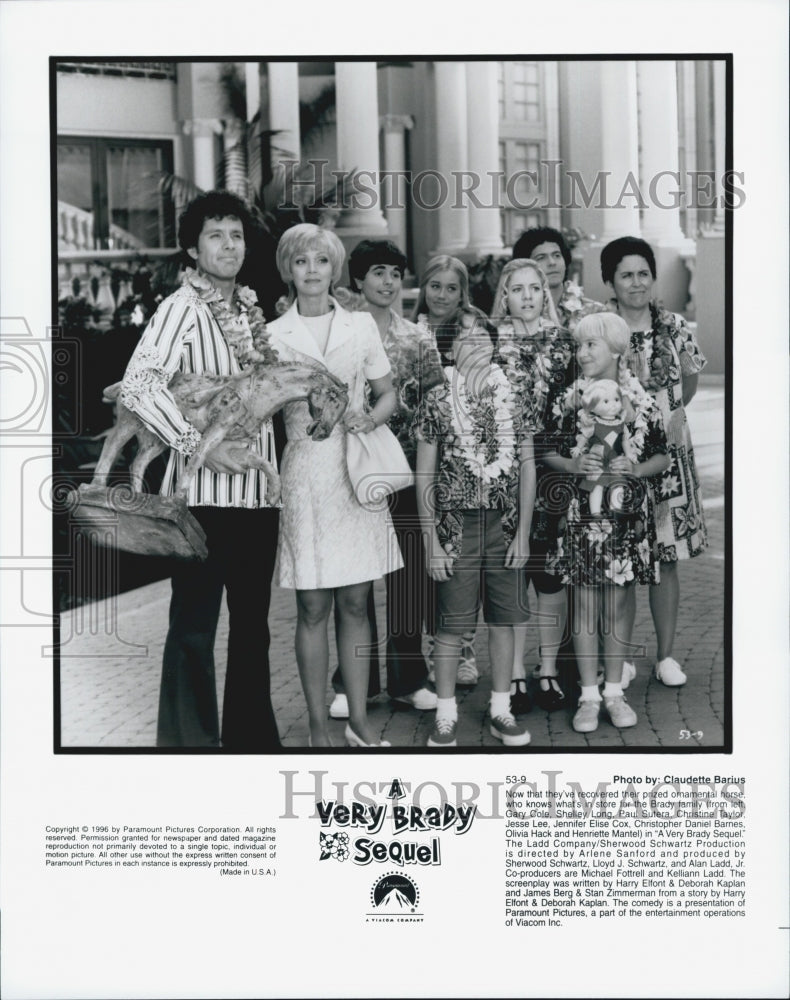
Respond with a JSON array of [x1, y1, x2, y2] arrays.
[[119, 190, 281, 751]]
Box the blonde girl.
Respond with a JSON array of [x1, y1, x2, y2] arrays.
[[492, 259, 573, 714], [543, 313, 670, 734]]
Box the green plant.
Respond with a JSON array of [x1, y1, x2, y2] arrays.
[[467, 255, 507, 316]]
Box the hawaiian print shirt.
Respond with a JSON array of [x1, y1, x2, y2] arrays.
[[376, 310, 443, 468], [621, 302, 707, 393], [494, 318, 577, 437], [494, 319, 579, 543], [411, 363, 525, 560], [334, 293, 444, 468]]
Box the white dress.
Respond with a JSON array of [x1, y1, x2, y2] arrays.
[[267, 299, 404, 589]]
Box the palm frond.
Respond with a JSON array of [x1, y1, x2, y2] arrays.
[[299, 83, 337, 149], [157, 171, 204, 205]]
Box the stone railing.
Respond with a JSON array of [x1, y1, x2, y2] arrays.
[[56, 61, 176, 80], [58, 202, 148, 253], [58, 249, 178, 328]]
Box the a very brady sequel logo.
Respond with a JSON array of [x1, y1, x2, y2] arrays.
[[316, 777, 476, 867]]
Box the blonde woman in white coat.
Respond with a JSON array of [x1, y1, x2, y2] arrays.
[[267, 224, 402, 748]]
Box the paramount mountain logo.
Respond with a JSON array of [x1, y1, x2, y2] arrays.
[[368, 872, 422, 921]]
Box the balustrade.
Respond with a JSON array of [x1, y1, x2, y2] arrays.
[[58, 249, 178, 329]]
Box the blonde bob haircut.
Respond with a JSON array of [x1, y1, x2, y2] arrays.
[[412, 255, 470, 322], [572, 311, 630, 356], [275, 223, 346, 300]]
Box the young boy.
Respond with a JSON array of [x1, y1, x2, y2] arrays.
[[413, 312, 536, 747]]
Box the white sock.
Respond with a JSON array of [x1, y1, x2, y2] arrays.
[[490, 691, 511, 718], [436, 697, 458, 721], [580, 684, 602, 703], [603, 682, 623, 698]]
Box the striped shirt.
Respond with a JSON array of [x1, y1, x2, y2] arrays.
[[120, 283, 277, 508]]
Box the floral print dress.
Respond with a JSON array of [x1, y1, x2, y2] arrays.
[[544, 371, 668, 587], [624, 304, 708, 562], [495, 319, 578, 549]]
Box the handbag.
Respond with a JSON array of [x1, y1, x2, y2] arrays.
[[345, 320, 414, 508], [346, 421, 414, 507]]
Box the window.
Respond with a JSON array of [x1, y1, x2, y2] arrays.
[[498, 62, 543, 124], [57, 137, 176, 250], [497, 61, 551, 248], [504, 211, 544, 247]]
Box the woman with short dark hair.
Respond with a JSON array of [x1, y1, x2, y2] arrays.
[[326, 239, 443, 720], [600, 235, 708, 688]]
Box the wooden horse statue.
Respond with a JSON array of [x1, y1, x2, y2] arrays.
[[71, 361, 349, 559]]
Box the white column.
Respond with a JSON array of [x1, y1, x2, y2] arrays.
[[380, 113, 413, 252], [334, 61, 387, 234], [464, 61, 504, 256], [711, 60, 726, 232], [245, 62, 261, 122], [182, 119, 222, 193], [433, 61, 470, 255], [637, 60, 687, 245], [267, 62, 301, 160], [543, 61, 562, 230], [694, 61, 715, 232], [599, 61, 641, 239]]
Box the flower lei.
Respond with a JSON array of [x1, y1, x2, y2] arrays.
[[554, 370, 654, 464], [612, 300, 679, 392], [495, 317, 554, 400], [183, 267, 278, 368], [559, 280, 585, 315], [446, 364, 517, 484]]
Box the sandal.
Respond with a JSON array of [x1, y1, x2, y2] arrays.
[[534, 675, 566, 712], [509, 678, 532, 715]]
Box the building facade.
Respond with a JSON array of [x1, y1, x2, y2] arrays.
[[56, 58, 728, 372]]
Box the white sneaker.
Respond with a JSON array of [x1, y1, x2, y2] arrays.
[[329, 693, 349, 719], [572, 699, 601, 733], [621, 661, 637, 690], [392, 687, 438, 711], [604, 695, 638, 728], [655, 657, 687, 687]]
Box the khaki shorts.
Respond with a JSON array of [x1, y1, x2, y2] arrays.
[[436, 509, 529, 634]]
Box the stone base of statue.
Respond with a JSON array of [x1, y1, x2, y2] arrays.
[[68, 484, 208, 561]]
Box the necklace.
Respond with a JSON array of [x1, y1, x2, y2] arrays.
[[559, 280, 585, 316], [617, 301, 677, 391], [183, 267, 277, 368], [446, 364, 517, 484]]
